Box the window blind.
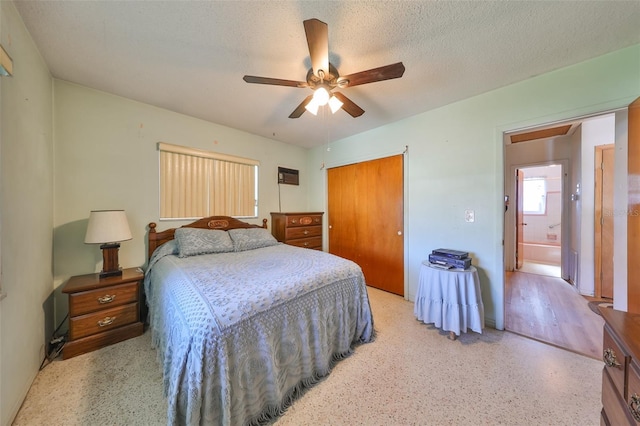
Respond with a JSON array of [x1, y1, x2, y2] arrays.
[[158, 142, 258, 219]]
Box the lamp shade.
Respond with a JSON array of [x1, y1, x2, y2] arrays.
[[84, 210, 132, 244]]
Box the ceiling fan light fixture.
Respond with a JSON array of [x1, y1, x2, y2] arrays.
[[305, 97, 320, 115], [328, 95, 343, 114], [243, 18, 405, 119], [313, 86, 330, 106]]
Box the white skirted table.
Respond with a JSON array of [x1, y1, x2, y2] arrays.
[[414, 261, 485, 340]]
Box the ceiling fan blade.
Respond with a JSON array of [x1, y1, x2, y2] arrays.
[[332, 92, 364, 117], [303, 19, 329, 79], [338, 62, 405, 88], [289, 95, 314, 118], [243, 75, 308, 88]]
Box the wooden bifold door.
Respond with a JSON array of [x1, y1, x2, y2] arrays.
[[327, 154, 404, 296]]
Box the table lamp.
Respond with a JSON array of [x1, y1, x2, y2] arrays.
[[85, 210, 132, 278]]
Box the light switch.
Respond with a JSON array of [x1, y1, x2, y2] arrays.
[[465, 210, 475, 223]]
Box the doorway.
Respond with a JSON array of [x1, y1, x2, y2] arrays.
[[515, 164, 563, 278], [504, 111, 620, 353]]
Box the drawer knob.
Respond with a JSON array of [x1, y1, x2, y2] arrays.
[[603, 348, 621, 367], [98, 294, 116, 304], [291, 219, 297, 224], [303, 230, 309, 235], [98, 316, 116, 327], [630, 394, 640, 422], [303, 242, 309, 246]]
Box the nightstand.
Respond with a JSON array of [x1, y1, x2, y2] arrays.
[[62, 267, 144, 359]]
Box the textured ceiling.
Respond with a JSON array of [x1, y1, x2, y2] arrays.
[[12, 1, 640, 148]]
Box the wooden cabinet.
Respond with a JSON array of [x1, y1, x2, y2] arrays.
[[62, 267, 144, 359], [600, 307, 640, 425], [270, 212, 323, 250]]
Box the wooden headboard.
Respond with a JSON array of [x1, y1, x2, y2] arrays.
[[147, 216, 268, 260]]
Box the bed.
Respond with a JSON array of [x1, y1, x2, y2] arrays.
[[144, 216, 374, 425]]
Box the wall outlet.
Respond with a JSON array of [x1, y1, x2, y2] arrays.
[[465, 210, 475, 223]]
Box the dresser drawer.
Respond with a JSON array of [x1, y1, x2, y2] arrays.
[[285, 225, 322, 240], [603, 368, 635, 425], [628, 362, 640, 423], [286, 214, 322, 227], [604, 324, 629, 399], [286, 236, 322, 249], [69, 281, 139, 316], [69, 302, 139, 340]]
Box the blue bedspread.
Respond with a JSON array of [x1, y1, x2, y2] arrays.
[[144, 243, 374, 425]]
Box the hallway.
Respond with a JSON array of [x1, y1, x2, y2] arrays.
[[505, 270, 604, 360]]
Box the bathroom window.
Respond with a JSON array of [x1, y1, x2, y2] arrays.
[[523, 178, 546, 215]]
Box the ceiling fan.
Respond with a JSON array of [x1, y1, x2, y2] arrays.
[[243, 18, 405, 119]]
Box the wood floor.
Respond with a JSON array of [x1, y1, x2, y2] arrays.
[[505, 269, 605, 360]]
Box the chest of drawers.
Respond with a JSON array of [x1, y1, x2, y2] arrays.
[[62, 267, 144, 359], [600, 307, 640, 425], [270, 212, 324, 250]]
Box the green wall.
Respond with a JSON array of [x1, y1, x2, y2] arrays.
[[0, 2, 53, 425], [308, 44, 640, 329], [53, 80, 311, 289]]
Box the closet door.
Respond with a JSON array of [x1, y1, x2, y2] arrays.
[[328, 155, 404, 296]]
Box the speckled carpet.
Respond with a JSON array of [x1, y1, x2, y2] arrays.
[[14, 287, 603, 425]]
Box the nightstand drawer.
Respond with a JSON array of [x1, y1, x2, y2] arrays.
[[69, 281, 139, 316], [69, 302, 139, 340], [285, 225, 322, 240]]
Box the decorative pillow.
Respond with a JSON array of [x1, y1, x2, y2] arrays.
[[174, 228, 234, 258], [228, 228, 279, 252]]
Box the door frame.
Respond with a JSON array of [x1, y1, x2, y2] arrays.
[[595, 143, 615, 299], [516, 169, 524, 270]]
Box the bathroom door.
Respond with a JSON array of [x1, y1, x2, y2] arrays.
[[515, 169, 524, 269]]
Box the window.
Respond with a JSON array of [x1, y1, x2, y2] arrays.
[[523, 177, 546, 215], [159, 143, 258, 219]]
